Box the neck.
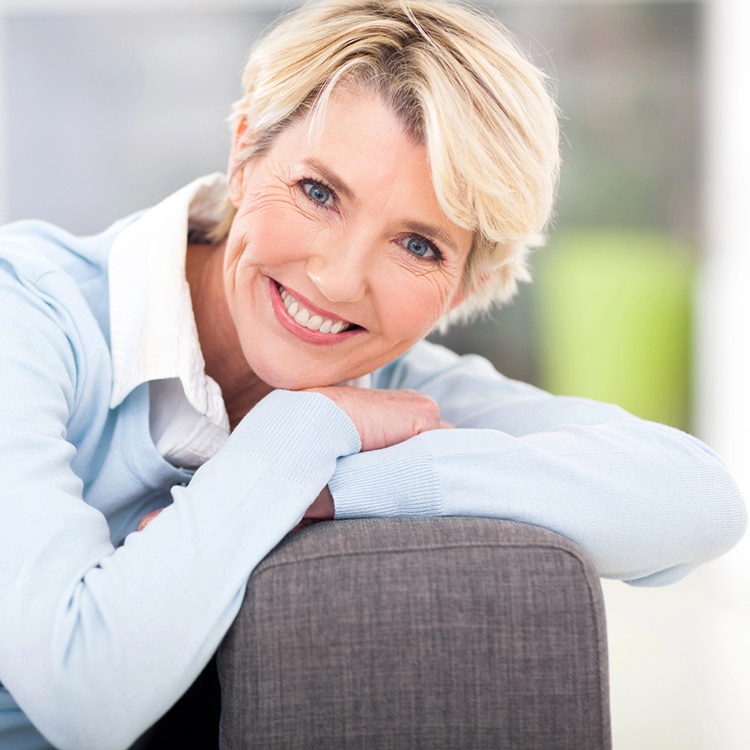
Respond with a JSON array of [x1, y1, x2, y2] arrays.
[[186, 241, 273, 429]]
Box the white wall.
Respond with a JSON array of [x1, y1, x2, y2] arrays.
[[699, 0, 750, 532], [0, 13, 7, 224], [693, 0, 750, 742], [598, 3, 750, 746]]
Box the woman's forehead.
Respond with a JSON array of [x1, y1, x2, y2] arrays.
[[256, 88, 473, 259]]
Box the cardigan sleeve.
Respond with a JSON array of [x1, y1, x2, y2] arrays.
[[0, 267, 360, 750], [330, 340, 746, 586]]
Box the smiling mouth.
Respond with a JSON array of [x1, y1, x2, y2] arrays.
[[277, 284, 359, 334]]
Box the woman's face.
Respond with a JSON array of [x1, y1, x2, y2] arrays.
[[223, 87, 473, 389]]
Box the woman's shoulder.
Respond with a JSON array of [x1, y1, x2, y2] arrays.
[[0, 217, 128, 284], [0, 214, 141, 339]]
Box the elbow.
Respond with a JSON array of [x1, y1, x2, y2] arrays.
[[591, 425, 747, 586], [661, 424, 746, 553], [25, 680, 158, 750], [705, 479, 747, 564], [629, 442, 746, 586], [686, 441, 747, 556], [33, 715, 144, 750], [35, 713, 149, 750]]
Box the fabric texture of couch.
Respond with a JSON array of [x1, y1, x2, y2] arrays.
[[216, 516, 611, 749]]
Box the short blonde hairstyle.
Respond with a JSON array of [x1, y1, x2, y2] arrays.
[[219, 0, 560, 329]]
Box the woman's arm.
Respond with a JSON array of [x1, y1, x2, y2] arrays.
[[329, 340, 747, 585], [0, 271, 362, 749]]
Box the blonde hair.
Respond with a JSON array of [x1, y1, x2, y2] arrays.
[[216, 0, 560, 329]]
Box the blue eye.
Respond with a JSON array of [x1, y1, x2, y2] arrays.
[[403, 236, 439, 260], [302, 180, 334, 207]]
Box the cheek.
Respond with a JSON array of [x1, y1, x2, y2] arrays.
[[230, 207, 320, 273], [378, 272, 459, 336]]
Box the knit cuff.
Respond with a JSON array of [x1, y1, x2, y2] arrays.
[[330, 440, 442, 519], [227, 390, 361, 488]]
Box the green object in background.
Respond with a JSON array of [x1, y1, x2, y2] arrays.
[[533, 229, 694, 431]]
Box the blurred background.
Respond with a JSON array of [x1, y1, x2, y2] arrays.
[[0, 0, 747, 746]]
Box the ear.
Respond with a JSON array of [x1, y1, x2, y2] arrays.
[[227, 116, 253, 207]]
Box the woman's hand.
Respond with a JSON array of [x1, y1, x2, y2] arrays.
[[291, 485, 335, 532], [137, 509, 163, 532], [307, 385, 448, 451], [139, 387, 448, 533], [289, 387, 449, 533]]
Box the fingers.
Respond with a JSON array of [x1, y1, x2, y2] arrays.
[[137, 508, 164, 532], [304, 486, 335, 522], [307, 386, 444, 451]]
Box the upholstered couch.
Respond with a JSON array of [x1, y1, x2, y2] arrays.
[[215, 517, 611, 749]]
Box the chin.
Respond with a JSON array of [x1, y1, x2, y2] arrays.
[[252, 363, 338, 392]]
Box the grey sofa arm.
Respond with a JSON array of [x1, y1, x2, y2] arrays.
[[217, 517, 611, 750]]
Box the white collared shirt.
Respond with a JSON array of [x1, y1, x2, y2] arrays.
[[108, 173, 231, 468]]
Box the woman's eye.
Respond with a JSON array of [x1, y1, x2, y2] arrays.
[[402, 235, 439, 260], [301, 180, 334, 207]]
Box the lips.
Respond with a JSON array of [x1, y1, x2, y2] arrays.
[[276, 283, 357, 334]]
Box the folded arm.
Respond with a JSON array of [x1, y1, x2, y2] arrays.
[[330, 340, 747, 585], [0, 273, 363, 749]]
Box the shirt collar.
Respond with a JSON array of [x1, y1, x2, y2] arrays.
[[108, 173, 229, 432]]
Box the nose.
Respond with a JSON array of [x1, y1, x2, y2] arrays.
[[305, 236, 370, 303]]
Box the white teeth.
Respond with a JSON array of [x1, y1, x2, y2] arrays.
[[278, 285, 351, 334], [307, 315, 323, 331]]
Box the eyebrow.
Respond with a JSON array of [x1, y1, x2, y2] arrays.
[[301, 157, 462, 256], [302, 158, 356, 201], [401, 220, 461, 257]]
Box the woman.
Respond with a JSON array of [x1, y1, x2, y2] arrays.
[[0, 0, 744, 747]]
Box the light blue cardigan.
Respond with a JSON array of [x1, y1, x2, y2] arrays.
[[0, 211, 745, 749]]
